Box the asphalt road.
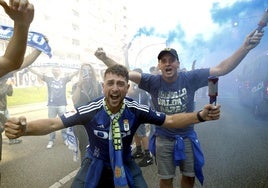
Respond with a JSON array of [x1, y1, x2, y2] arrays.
[[1, 97, 268, 188]]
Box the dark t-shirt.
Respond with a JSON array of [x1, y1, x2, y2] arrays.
[[139, 68, 210, 135], [43, 76, 71, 106]]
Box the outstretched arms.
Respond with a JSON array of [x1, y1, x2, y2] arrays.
[[68, 70, 79, 80], [4, 104, 221, 139], [27, 67, 43, 78]]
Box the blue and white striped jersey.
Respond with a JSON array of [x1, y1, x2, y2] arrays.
[[60, 97, 165, 162]]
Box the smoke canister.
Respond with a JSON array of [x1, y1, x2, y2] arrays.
[[208, 76, 219, 105]]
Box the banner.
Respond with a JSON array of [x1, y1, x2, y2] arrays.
[[0, 25, 52, 58]]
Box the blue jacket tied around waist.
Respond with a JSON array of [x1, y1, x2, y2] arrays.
[[149, 130, 205, 185]]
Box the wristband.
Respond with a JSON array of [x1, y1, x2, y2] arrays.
[[197, 110, 206, 122]]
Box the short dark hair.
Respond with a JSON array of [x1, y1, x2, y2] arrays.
[[104, 64, 129, 82]]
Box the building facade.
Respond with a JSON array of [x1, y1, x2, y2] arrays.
[[0, 0, 130, 85]]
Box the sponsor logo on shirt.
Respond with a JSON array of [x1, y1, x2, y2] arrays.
[[63, 109, 77, 118]]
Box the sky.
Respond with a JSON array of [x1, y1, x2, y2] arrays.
[[126, 0, 268, 71]]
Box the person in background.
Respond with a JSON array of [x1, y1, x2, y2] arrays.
[[0, 78, 21, 144], [72, 63, 102, 162], [95, 29, 263, 188], [5, 64, 221, 188], [149, 66, 160, 75], [128, 68, 153, 167], [148, 66, 160, 140], [28, 66, 78, 149], [0, 0, 34, 78]]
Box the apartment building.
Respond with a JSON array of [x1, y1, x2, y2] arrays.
[[0, 0, 129, 81]]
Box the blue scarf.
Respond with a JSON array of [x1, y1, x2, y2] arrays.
[[0, 25, 52, 57], [84, 157, 104, 188], [104, 99, 129, 187]]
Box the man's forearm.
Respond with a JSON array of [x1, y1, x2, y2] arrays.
[[101, 56, 118, 67], [215, 46, 250, 76], [163, 112, 200, 129], [211, 30, 263, 76], [25, 118, 63, 136], [95, 48, 120, 68], [3, 24, 30, 72]]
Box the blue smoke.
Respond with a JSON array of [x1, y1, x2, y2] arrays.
[[130, 0, 268, 70], [131, 0, 268, 49], [211, 0, 268, 25]]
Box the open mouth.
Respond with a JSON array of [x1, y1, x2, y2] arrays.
[[165, 68, 173, 74], [110, 94, 120, 101]]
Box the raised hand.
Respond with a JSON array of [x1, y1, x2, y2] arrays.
[[0, 0, 34, 26], [244, 29, 264, 50]]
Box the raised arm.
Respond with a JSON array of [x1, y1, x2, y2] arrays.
[[162, 104, 221, 128], [28, 67, 44, 78], [68, 70, 79, 80], [191, 60, 196, 70], [19, 48, 42, 69], [210, 30, 263, 76], [5, 116, 64, 139], [72, 83, 82, 105], [0, 0, 34, 77], [71, 68, 84, 105], [20, 35, 49, 70], [94, 47, 118, 67], [95, 48, 142, 84]]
